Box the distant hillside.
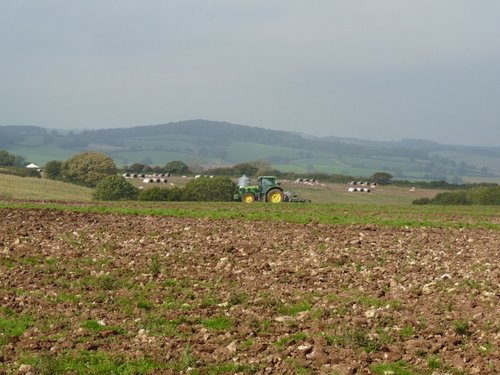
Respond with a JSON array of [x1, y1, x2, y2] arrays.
[[1, 120, 499, 183]]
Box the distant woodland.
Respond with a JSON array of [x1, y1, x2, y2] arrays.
[[1, 120, 499, 183]]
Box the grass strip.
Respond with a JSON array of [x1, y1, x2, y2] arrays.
[[0, 201, 498, 230]]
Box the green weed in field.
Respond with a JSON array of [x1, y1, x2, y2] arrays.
[[274, 332, 308, 350], [399, 325, 415, 340], [0, 314, 32, 347], [427, 355, 442, 369], [277, 300, 312, 316], [24, 350, 160, 374], [453, 319, 471, 336], [370, 360, 416, 375], [201, 316, 232, 331]]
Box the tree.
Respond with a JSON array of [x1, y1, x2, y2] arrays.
[[165, 160, 189, 174], [232, 162, 259, 176], [182, 176, 237, 201], [44, 160, 63, 180], [127, 163, 146, 173], [0, 150, 16, 166], [370, 172, 393, 185], [93, 175, 139, 201], [61, 151, 117, 187]]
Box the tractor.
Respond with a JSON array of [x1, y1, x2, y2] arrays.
[[235, 176, 284, 203]]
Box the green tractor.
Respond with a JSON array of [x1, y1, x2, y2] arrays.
[[235, 176, 284, 203]]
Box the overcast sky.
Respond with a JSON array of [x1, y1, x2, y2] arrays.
[[1, 1, 499, 146]]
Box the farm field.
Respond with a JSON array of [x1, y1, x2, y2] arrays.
[[0, 174, 93, 202], [0, 205, 498, 374]]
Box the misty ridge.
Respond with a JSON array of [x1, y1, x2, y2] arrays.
[[1, 120, 499, 183]]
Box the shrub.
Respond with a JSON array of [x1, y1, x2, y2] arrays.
[[93, 175, 139, 201], [469, 186, 500, 205], [138, 187, 170, 201], [182, 176, 237, 202], [138, 186, 184, 201], [44, 160, 63, 180], [417, 186, 500, 206], [431, 191, 471, 205], [412, 197, 430, 205]]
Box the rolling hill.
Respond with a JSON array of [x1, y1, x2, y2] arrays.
[[1, 120, 499, 182]]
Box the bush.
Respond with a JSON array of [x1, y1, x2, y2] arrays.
[[412, 186, 500, 206], [93, 175, 139, 201], [431, 191, 470, 205], [469, 186, 500, 205], [138, 187, 170, 201], [44, 160, 63, 180], [138, 186, 183, 202], [182, 176, 237, 202], [412, 197, 431, 205]]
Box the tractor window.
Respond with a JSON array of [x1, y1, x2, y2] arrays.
[[259, 177, 276, 192]]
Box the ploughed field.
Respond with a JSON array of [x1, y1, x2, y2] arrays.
[[0, 208, 498, 374]]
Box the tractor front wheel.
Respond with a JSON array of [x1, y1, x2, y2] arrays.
[[242, 192, 255, 203], [266, 189, 284, 203]]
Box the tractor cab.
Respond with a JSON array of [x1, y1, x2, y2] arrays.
[[258, 176, 278, 194], [235, 175, 284, 203]]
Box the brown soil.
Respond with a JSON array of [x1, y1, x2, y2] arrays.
[[0, 208, 498, 374]]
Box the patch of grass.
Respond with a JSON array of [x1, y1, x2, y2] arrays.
[[427, 355, 441, 369], [0, 257, 15, 269], [277, 300, 312, 316], [229, 292, 249, 306], [478, 342, 495, 356], [252, 319, 272, 334], [149, 256, 161, 277], [274, 332, 308, 350], [240, 338, 255, 350], [81, 319, 126, 335], [3, 200, 498, 230], [204, 362, 258, 374], [357, 294, 385, 308], [180, 346, 197, 370], [0, 314, 32, 347], [97, 274, 119, 290], [144, 316, 180, 336], [0, 174, 93, 202], [285, 358, 312, 375], [324, 327, 381, 352], [201, 295, 219, 307], [25, 350, 161, 374], [370, 360, 416, 375], [201, 316, 232, 331], [164, 278, 178, 287], [54, 292, 80, 304], [453, 319, 471, 336], [399, 325, 415, 340], [137, 300, 154, 310]]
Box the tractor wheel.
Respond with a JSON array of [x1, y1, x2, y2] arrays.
[[266, 188, 284, 203], [242, 192, 255, 203]]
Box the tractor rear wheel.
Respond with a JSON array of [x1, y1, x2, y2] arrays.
[[242, 192, 255, 203], [266, 188, 284, 203]]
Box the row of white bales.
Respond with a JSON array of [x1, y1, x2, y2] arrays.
[[123, 172, 376, 192]]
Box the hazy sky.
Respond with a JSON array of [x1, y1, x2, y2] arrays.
[[1, 1, 499, 146]]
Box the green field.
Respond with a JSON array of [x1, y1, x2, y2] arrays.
[[1, 173, 498, 231], [2, 201, 498, 230], [0, 174, 93, 201]]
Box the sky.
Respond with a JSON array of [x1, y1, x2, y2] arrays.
[[1, 0, 499, 147]]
